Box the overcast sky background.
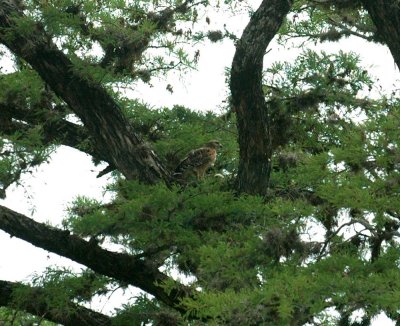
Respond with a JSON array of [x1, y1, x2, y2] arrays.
[[0, 3, 399, 324]]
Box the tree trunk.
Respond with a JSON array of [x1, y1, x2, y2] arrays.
[[231, 0, 293, 195], [362, 0, 400, 70], [0, 0, 170, 184]]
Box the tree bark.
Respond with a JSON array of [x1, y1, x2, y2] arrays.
[[0, 205, 191, 313], [0, 0, 170, 185], [231, 0, 293, 195], [0, 280, 112, 326], [361, 0, 400, 69], [0, 102, 106, 161]]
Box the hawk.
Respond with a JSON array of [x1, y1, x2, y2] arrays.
[[174, 140, 222, 180]]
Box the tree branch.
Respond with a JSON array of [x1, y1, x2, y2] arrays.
[[99, 0, 200, 72], [0, 279, 112, 326], [230, 0, 293, 195], [0, 0, 170, 185], [0, 102, 118, 182], [326, 17, 376, 42], [0, 205, 192, 313]]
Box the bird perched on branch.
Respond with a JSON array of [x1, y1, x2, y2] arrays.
[[174, 140, 222, 181]]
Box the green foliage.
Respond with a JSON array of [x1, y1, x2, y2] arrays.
[[8, 267, 111, 325], [7, 43, 396, 325], [0, 68, 60, 195], [121, 101, 238, 172], [280, 1, 375, 45], [0, 307, 56, 325], [113, 295, 183, 326], [22, 267, 110, 305], [21, 0, 204, 82], [2, 0, 400, 325]]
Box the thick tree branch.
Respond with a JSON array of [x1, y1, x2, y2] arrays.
[[42, 118, 119, 174], [231, 0, 293, 195], [0, 205, 192, 313], [1, 104, 117, 181], [361, 0, 400, 69], [0, 0, 170, 184], [0, 279, 111, 326]]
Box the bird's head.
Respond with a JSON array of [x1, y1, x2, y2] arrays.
[[205, 140, 222, 149]]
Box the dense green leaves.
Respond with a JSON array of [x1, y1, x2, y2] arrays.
[[1, 0, 400, 325], [280, 0, 375, 44]]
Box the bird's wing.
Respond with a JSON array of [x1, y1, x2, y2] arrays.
[[175, 147, 215, 174]]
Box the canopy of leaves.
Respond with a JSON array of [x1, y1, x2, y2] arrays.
[[0, 0, 400, 325]]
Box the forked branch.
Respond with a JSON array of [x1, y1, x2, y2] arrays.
[[231, 0, 293, 195]]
